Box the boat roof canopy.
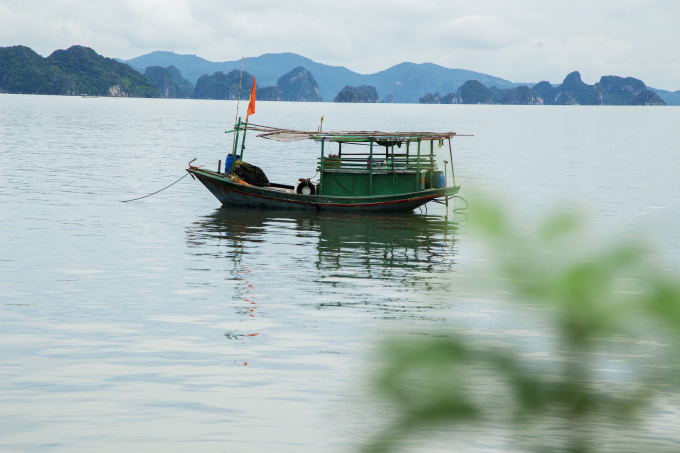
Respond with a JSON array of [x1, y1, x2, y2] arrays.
[[238, 123, 467, 144]]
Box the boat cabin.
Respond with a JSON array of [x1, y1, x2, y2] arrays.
[[227, 120, 457, 197], [188, 119, 464, 212]]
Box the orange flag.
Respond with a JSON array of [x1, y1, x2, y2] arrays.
[[246, 76, 256, 118]]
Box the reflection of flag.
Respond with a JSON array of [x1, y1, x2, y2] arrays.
[[246, 76, 256, 118]]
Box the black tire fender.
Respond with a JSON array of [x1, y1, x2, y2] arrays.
[[296, 179, 316, 195]]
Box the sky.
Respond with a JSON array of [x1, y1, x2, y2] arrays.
[[1, 0, 679, 90]]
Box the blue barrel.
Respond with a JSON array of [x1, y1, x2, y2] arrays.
[[433, 171, 446, 189], [225, 154, 240, 172], [425, 170, 446, 189]]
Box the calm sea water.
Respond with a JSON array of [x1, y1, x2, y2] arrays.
[[1, 95, 679, 452]]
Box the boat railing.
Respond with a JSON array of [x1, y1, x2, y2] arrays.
[[317, 155, 437, 172]]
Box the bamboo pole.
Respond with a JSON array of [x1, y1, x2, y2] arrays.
[[429, 140, 434, 189], [369, 141, 373, 195], [406, 142, 410, 167], [416, 139, 421, 191], [443, 161, 449, 207], [391, 144, 395, 171], [448, 138, 456, 186], [318, 139, 325, 195], [230, 117, 241, 174], [240, 118, 249, 160]]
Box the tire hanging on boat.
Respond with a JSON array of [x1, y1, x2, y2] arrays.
[[296, 179, 316, 195]]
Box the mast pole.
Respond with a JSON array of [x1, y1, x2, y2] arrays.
[[224, 57, 243, 169], [230, 57, 244, 158], [235, 57, 244, 121], [230, 117, 241, 174]]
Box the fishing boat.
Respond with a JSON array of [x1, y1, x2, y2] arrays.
[[187, 119, 465, 212]]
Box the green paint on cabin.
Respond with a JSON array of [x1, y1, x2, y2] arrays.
[[323, 170, 425, 196], [316, 138, 438, 197]]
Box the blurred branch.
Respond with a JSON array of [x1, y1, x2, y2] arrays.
[[365, 194, 680, 453]]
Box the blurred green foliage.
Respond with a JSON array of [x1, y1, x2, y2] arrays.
[[365, 196, 680, 453]]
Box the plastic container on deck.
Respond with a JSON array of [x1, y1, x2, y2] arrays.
[[225, 154, 241, 172], [424, 170, 446, 189], [433, 171, 446, 189]]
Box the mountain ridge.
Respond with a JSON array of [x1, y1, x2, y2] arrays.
[[190, 66, 322, 102], [1, 45, 158, 97], [119, 51, 680, 105], [418, 72, 666, 106], [117, 51, 524, 103], [3, 44, 677, 105]]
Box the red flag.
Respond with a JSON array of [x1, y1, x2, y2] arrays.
[[246, 76, 256, 118]]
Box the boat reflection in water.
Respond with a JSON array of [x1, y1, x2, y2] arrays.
[[185, 208, 459, 316]]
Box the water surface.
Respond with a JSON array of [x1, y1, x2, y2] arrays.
[[1, 95, 679, 452]]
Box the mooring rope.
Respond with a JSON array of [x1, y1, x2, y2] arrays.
[[120, 173, 190, 203], [452, 195, 469, 212]]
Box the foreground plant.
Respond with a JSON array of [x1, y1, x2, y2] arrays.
[[365, 197, 680, 453]]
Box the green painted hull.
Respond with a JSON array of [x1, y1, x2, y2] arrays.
[[189, 168, 459, 212]]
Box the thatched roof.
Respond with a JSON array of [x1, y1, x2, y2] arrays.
[[237, 123, 469, 143]]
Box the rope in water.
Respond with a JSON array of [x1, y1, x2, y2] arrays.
[[120, 173, 190, 203], [452, 195, 468, 212]]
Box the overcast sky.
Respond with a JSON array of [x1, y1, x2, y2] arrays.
[[1, 0, 679, 89]]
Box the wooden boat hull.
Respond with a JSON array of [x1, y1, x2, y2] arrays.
[[189, 168, 459, 212]]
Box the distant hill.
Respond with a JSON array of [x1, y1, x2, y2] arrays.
[[419, 92, 442, 104], [276, 67, 322, 102], [649, 88, 680, 106], [190, 66, 322, 102], [166, 65, 194, 97], [419, 72, 665, 106], [458, 80, 495, 104], [1, 45, 158, 97], [334, 85, 380, 103], [361, 62, 521, 103], [192, 70, 254, 100], [117, 51, 521, 103], [259, 86, 282, 101], [498, 86, 543, 105], [144, 65, 193, 98], [531, 72, 665, 105]]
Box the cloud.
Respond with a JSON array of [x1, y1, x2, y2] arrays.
[[0, 0, 678, 89], [434, 16, 522, 50]]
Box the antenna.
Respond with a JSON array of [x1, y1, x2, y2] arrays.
[[231, 57, 244, 152], [235, 56, 244, 121]]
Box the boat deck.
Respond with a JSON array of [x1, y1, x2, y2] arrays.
[[265, 185, 294, 194]]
